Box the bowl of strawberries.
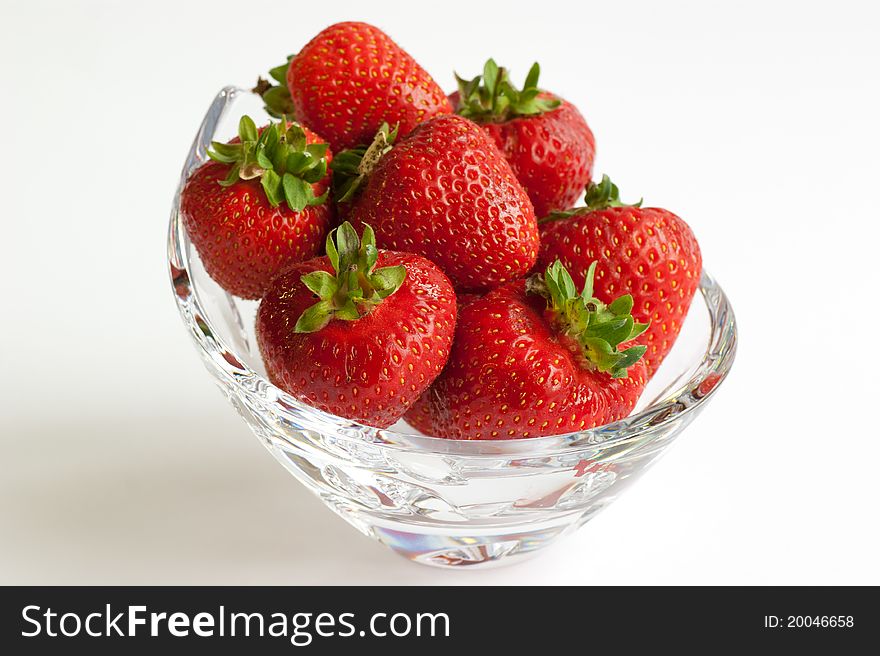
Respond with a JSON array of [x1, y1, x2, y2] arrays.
[[168, 22, 737, 568]]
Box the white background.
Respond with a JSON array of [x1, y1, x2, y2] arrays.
[[2, 0, 879, 584]]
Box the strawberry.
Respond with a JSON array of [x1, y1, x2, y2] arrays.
[[451, 59, 595, 217], [406, 260, 648, 439], [256, 222, 457, 428], [537, 176, 702, 376], [256, 22, 452, 152], [337, 115, 539, 291], [181, 116, 333, 299]]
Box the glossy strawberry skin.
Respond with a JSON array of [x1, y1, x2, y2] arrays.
[[538, 207, 702, 376], [461, 94, 595, 218], [349, 114, 540, 291], [256, 251, 457, 428], [287, 21, 452, 152], [406, 280, 647, 440], [180, 128, 332, 300]]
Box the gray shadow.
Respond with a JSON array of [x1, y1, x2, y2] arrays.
[[0, 413, 467, 585]]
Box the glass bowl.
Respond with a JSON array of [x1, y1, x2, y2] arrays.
[[167, 87, 737, 569]]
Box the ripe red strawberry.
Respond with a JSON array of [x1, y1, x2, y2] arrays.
[[181, 116, 333, 299], [537, 176, 702, 376], [451, 60, 595, 217], [406, 260, 648, 439], [339, 114, 539, 291], [256, 222, 457, 428], [256, 22, 452, 152]]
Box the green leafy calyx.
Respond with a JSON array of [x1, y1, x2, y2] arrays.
[[294, 222, 406, 333], [454, 59, 561, 123], [539, 174, 643, 224], [253, 55, 295, 118], [207, 115, 328, 212], [583, 174, 643, 211], [527, 260, 648, 378], [329, 123, 398, 203]]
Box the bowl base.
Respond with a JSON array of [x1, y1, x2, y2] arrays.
[[369, 520, 580, 569]]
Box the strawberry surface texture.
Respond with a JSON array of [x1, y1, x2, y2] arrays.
[[256, 224, 457, 428], [407, 265, 648, 439], [287, 21, 452, 151], [538, 177, 702, 375], [181, 117, 333, 299], [453, 60, 595, 216], [348, 114, 540, 291]]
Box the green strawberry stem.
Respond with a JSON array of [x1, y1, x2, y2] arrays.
[[207, 115, 328, 212], [329, 123, 398, 203], [294, 222, 406, 333], [539, 175, 643, 224], [527, 260, 648, 378], [583, 174, 643, 211], [253, 56, 296, 118], [454, 59, 561, 123]]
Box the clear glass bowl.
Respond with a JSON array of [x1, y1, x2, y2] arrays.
[[167, 87, 738, 569]]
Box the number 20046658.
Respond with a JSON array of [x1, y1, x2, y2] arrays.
[[764, 616, 854, 628]]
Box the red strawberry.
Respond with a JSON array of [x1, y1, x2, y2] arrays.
[[339, 115, 539, 291], [537, 176, 702, 376], [451, 60, 595, 217], [256, 222, 457, 428], [181, 116, 333, 299], [257, 22, 452, 152], [407, 260, 648, 439], [403, 289, 482, 437]]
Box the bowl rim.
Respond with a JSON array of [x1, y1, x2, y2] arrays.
[[168, 86, 738, 457]]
